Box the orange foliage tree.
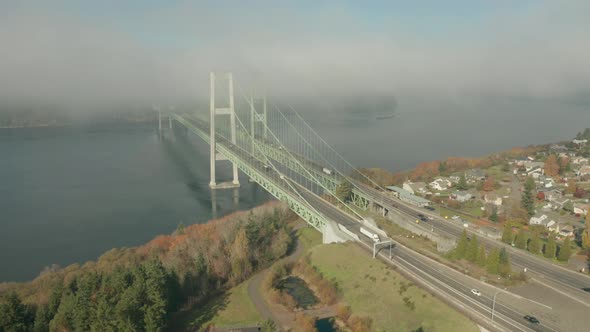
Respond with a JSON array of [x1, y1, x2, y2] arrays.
[[544, 155, 559, 177]]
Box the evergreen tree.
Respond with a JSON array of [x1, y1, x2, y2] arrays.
[[528, 231, 542, 254], [558, 237, 572, 262], [489, 207, 498, 223], [583, 210, 590, 249], [261, 319, 278, 332], [486, 249, 500, 275], [544, 235, 557, 259], [466, 235, 479, 263], [454, 230, 469, 259], [501, 223, 513, 244], [515, 229, 528, 250], [143, 260, 168, 332], [33, 305, 49, 332], [0, 292, 33, 332], [457, 174, 468, 190], [438, 161, 447, 174], [477, 244, 487, 267], [335, 181, 353, 202], [521, 176, 535, 216], [498, 248, 512, 277]]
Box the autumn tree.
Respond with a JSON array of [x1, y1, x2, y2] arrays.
[[482, 177, 496, 192], [544, 155, 559, 177], [558, 237, 572, 262], [565, 179, 577, 195], [558, 156, 570, 175], [574, 187, 586, 198], [544, 235, 557, 259]]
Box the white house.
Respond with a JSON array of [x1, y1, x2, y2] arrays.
[[523, 161, 545, 172], [429, 178, 452, 191], [529, 214, 557, 229], [449, 175, 461, 184], [573, 139, 588, 145], [559, 224, 574, 238], [403, 181, 427, 195], [578, 166, 590, 177], [573, 203, 589, 216], [484, 193, 502, 206], [465, 169, 486, 182], [539, 189, 563, 202], [527, 167, 544, 178], [571, 156, 588, 165]]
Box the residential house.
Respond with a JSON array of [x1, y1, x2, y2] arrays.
[[484, 193, 503, 206], [536, 175, 555, 189], [552, 197, 571, 210], [465, 169, 486, 182], [429, 177, 452, 191], [523, 161, 545, 172], [402, 181, 427, 195], [547, 221, 562, 233], [539, 188, 563, 202], [449, 175, 461, 184], [451, 191, 472, 203], [386, 186, 431, 207], [549, 144, 568, 154], [571, 156, 588, 165], [577, 166, 590, 177], [559, 224, 575, 238], [573, 203, 589, 216], [573, 139, 588, 145], [527, 167, 544, 178], [529, 214, 557, 229]]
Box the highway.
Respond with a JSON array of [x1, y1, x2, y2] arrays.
[[354, 181, 590, 305], [180, 115, 563, 331]]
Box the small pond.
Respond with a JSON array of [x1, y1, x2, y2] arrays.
[[315, 317, 337, 332], [276, 276, 318, 308]]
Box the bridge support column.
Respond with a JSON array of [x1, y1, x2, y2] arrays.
[[209, 72, 240, 189], [158, 111, 162, 137]]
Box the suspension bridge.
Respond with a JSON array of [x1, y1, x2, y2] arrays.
[[150, 72, 590, 332], [157, 72, 393, 242]]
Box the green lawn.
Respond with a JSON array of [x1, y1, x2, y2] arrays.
[[438, 207, 477, 222], [297, 226, 322, 251], [209, 279, 263, 327], [309, 243, 479, 332]]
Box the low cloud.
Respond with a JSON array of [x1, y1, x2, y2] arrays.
[[0, 1, 589, 111]]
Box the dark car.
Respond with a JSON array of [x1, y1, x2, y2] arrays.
[[419, 216, 428, 222], [417, 214, 425, 218], [425, 206, 435, 211], [523, 315, 539, 324]]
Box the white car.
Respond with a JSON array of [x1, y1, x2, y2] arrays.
[[451, 215, 460, 220], [471, 289, 481, 296]]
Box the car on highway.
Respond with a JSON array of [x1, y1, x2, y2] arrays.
[[419, 216, 428, 222], [470, 289, 481, 296], [424, 206, 435, 211], [523, 315, 539, 324]]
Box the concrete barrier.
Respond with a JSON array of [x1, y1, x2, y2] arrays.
[[337, 223, 361, 241]]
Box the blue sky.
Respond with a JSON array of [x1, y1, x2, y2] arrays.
[[0, 1, 588, 104]]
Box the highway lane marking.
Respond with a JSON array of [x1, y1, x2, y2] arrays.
[[530, 277, 590, 308]]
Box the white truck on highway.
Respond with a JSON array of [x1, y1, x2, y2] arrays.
[[360, 227, 380, 243], [322, 167, 333, 175]]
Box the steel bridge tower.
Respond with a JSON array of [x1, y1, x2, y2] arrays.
[[209, 72, 240, 189]]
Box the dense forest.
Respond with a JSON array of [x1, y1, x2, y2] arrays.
[[0, 202, 296, 331]]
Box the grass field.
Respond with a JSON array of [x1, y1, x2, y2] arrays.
[[208, 278, 263, 327], [309, 243, 479, 332], [296, 225, 322, 251]]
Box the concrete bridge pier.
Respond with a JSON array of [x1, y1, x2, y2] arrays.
[[209, 72, 240, 190]]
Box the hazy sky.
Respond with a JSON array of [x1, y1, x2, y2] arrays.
[[1, 1, 589, 109]]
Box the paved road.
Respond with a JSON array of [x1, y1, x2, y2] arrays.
[[354, 181, 590, 306], [179, 116, 563, 331]]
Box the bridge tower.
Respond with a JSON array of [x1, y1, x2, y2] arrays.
[[209, 72, 240, 189]]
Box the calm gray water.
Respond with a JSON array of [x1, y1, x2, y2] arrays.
[[0, 124, 270, 281], [1, 98, 589, 281]]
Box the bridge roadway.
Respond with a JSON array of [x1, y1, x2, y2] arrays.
[[179, 116, 554, 331], [355, 182, 590, 305]]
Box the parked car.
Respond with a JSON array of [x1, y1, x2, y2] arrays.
[[470, 289, 481, 296], [523, 315, 539, 324], [451, 215, 460, 220], [425, 206, 435, 211]]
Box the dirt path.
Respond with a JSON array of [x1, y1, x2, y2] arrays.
[[247, 226, 307, 329]]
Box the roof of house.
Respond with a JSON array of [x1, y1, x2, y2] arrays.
[[453, 190, 471, 197]]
